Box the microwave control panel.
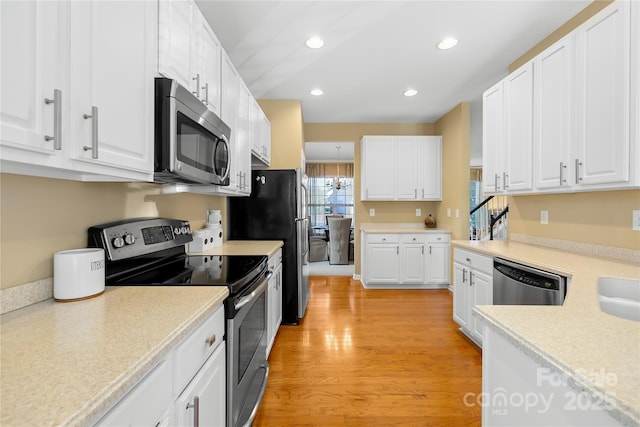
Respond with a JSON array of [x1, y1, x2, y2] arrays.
[[88, 218, 192, 261]]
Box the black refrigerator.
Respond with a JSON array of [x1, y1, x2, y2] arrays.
[[228, 169, 309, 324]]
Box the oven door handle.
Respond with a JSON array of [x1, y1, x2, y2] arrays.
[[235, 272, 272, 310], [242, 362, 270, 427]]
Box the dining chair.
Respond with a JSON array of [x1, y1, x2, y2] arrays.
[[328, 217, 352, 265]]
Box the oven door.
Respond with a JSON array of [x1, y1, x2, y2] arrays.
[[227, 269, 270, 427]]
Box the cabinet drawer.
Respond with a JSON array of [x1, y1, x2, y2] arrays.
[[400, 234, 426, 243], [174, 304, 225, 394], [427, 233, 450, 243], [366, 234, 400, 244], [454, 248, 493, 273]]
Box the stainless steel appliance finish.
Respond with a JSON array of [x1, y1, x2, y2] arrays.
[[228, 169, 310, 324], [87, 218, 270, 427], [154, 77, 231, 186], [493, 258, 566, 306]]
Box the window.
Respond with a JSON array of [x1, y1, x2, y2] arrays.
[[306, 164, 354, 228]]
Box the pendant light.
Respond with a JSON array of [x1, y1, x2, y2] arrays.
[[334, 146, 342, 190]]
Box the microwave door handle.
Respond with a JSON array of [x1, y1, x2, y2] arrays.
[[219, 134, 231, 181]]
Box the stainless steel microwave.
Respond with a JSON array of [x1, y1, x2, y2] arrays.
[[154, 77, 231, 186]]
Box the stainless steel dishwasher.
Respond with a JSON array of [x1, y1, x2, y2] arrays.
[[493, 258, 566, 305]]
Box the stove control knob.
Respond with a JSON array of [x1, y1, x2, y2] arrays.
[[124, 233, 135, 245], [174, 227, 181, 235], [181, 226, 188, 234], [112, 236, 125, 249]]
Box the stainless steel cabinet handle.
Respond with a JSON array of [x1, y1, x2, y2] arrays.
[[560, 162, 567, 185], [462, 269, 467, 283], [470, 271, 474, 285], [82, 106, 99, 159], [205, 335, 216, 347], [421, 245, 424, 254], [44, 89, 62, 150], [503, 172, 509, 189], [186, 396, 200, 427], [192, 74, 200, 97], [494, 173, 500, 191], [202, 83, 209, 106], [575, 159, 582, 183], [429, 245, 432, 255], [396, 245, 399, 255], [414, 189, 417, 198], [422, 189, 425, 198]]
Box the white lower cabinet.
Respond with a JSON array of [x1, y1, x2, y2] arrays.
[[362, 231, 450, 288], [96, 305, 226, 426], [452, 248, 493, 346], [173, 342, 226, 427], [266, 249, 283, 357], [482, 327, 624, 426]]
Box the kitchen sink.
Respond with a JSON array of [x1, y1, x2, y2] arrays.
[[598, 277, 640, 322]]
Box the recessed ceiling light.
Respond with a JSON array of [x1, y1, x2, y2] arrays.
[[305, 36, 325, 49], [437, 37, 458, 50], [310, 89, 324, 96], [404, 89, 418, 97]]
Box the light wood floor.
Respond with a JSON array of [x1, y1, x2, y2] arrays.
[[253, 276, 482, 426]]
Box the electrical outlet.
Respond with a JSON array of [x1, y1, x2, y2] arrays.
[[633, 210, 640, 231], [541, 210, 549, 225], [416, 208, 421, 217], [447, 208, 451, 218], [369, 208, 375, 217], [455, 208, 460, 218]]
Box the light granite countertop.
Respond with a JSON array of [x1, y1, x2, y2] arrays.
[[453, 240, 640, 426], [0, 285, 228, 426], [360, 222, 451, 234], [189, 240, 283, 256]]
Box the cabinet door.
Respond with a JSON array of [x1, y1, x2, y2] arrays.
[[426, 243, 449, 284], [236, 81, 253, 193], [366, 244, 400, 284], [69, 0, 154, 175], [158, 0, 194, 91], [452, 262, 469, 329], [575, 1, 631, 186], [419, 136, 442, 200], [196, 16, 221, 115], [175, 343, 226, 427], [361, 136, 395, 200], [96, 359, 172, 426], [504, 62, 534, 192], [482, 82, 504, 193], [534, 35, 574, 190], [395, 137, 420, 200], [0, 1, 66, 167], [471, 269, 492, 342], [220, 52, 241, 192], [400, 243, 425, 284]]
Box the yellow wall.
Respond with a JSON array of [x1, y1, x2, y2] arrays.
[[434, 103, 472, 242], [0, 174, 225, 290], [505, 0, 639, 250], [304, 122, 440, 274], [257, 100, 305, 169]]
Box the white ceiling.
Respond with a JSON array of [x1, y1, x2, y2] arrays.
[[197, 0, 590, 125], [305, 142, 354, 162]]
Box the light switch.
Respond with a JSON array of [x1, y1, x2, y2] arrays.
[[369, 208, 375, 217], [633, 210, 640, 231], [416, 208, 421, 217], [447, 208, 451, 218]]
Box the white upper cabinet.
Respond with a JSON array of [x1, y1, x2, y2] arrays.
[[361, 135, 442, 201], [482, 82, 505, 194], [484, 0, 638, 195], [0, 1, 66, 169], [533, 34, 574, 191], [68, 0, 155, 177], [1, 0, 155, 182], [574, 0, 631, 187], [482, 62, 533, 194], [503, 62, 534, 192], [158, 0, 221, 115]]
